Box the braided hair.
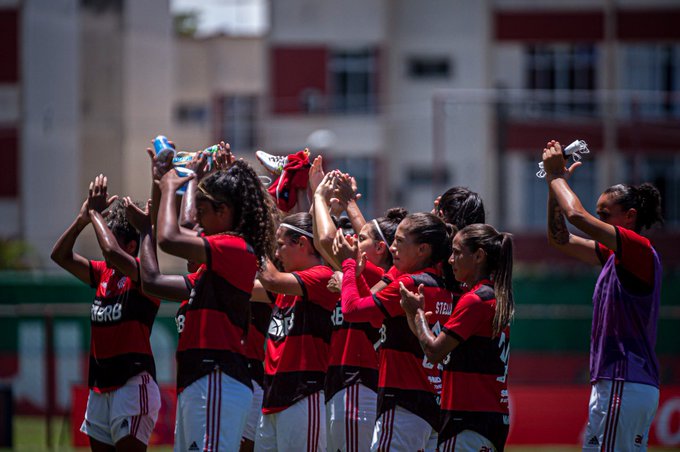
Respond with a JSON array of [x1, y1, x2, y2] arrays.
[[603, 183, 663, 232], [197, 161, 277, 267]]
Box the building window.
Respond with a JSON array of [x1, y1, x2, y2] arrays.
[[407, 56, 451, 79], [218, 95, 258, 152], [329, 49, 377, 114], [525, 44, 597, 116], [175, 103, 209, 125], [524, 155, 597, 228], [620, 44, 680, 119], [625, 156, 680, 227]]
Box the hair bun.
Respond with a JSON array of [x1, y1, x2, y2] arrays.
[[385, 207, 408, 222]]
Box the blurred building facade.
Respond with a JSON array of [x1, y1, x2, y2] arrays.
[[1, 0, 680, 268]]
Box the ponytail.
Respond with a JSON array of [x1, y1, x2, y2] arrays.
[[458, 224, 515, 337]]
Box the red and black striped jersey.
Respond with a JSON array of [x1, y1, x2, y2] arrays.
[[262, 265, 335, 413], [440, 281, 510, 451], [88, 260, 160, 392], [325, 260, 384, 401], [245, 303, 272, 387], [176, 234, 257, 393], [373, 268, 453, 430]]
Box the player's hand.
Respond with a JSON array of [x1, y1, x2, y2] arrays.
[[399, 282, 425, 316], [542, 140, 581, 180], [334, 173, 361, 205], [432, 196, 442, 216], [332, 229, 357, 264], [76, 198, 91, 227], [87, 174, 118, 215], [327, 271, 343, 293], [214, 141, 235, 170], [123, 197, 151, 231], [147, 147, 174, 182], [308, 155, 325, 195], [185, 151, 210, 181], [158, 168, 195, 192]]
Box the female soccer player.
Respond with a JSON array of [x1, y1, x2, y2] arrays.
[[312, 171, 407, 451], [542, 140, 663, 451], [401, 224, 514, 451], [340, 213, 454, 451], [51, 175, 161, 452], [251, 212, 336, 452], [136, 154, 277, 452]]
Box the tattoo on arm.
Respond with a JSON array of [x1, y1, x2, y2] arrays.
[[414, 310, 435, 351], [548, 195, 570, 245]]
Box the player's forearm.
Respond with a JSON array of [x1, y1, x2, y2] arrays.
[[346, 200, 366, 235], [156, 187, 182, 251], [179, 179, 197, 229], [547, 190, 570, 246], [415, 310, 445, 363], [51, 219, 86, 264]]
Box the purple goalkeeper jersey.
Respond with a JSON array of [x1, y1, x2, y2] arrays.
[[590, 245, 661, 387]]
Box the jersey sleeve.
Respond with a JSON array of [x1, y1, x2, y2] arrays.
[[363, 260, 385, 287], [203, 234, 257, 294], [597, 226, 654, 288], [372, 276, 413, 318], [293, 265, 336, 310], [442, 292, 490, 342], [89, 260, 107, 288]]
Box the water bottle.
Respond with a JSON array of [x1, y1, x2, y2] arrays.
[[153, 135, 176, 161], [536, 140, 590, 178]]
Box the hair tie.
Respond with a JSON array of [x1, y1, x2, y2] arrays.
[[372, 219, 388, 244], [280, 223, 314, 239]]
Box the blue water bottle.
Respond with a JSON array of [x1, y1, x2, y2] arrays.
[[153, 135, 176, 161]]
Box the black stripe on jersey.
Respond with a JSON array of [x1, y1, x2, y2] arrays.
[[250, 303, 272, 336], [341, 321, 380, 341], [183, 275, 192, 292], [247, 358, 264, 387], [442, 326, 464, 343], [89, 353, 156, 389], [187, 271, 251, 332], [473, 284, 495, 301], [380, 317, 422, 357], [262, 370, 326, 409], [292, 272, 308, 300], [202, 237, 212, 271], [411, 272, 446, 289], [92, 290, 159, 330], [378, 387, 440, 431], [268, 302, 332, 342], [372, 294, 391, 319], [176, 348, 252, 392], [325, 365, 378, 402], [444, 335, 507, 375], [439, 409, 509, 452]]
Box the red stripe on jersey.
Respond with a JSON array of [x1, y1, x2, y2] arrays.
[[441, 371, 509, 413], [90, 322, 152, 359], [264, 335, 330, 375], [177, 309, 246, 353], [328, 327, 378, 370], [378, 348, 439, 395]]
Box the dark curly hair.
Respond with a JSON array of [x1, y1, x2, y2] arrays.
[[437, 186, 485, 230], [197, 160, 277, 267], [106, 199, 140, 255], [603, 183, 663, 232]]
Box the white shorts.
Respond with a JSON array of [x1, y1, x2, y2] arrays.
[[327, 384, 377, 452], [242, 380, 264, 441], [80, 372, 160, 446], [583, 379, 659, 451], [174, 370, 253, 452], [255, 391, 326, 452], [371, 405, 437, 452], [438, 430, 496, 452]]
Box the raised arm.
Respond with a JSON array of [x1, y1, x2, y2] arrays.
[[125, 198, 189, 301], [335, 174, 366, 233], [543, 141, 614, 263], [87, 175, 139, 280], [156, 170, 208, 264], [313, 172, 343, 270], [50, 199, 93, 285]]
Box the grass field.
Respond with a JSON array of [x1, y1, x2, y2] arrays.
[[3, 416, 677, 451]]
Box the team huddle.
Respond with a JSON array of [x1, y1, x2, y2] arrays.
[[51, 139, 663, 452]]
